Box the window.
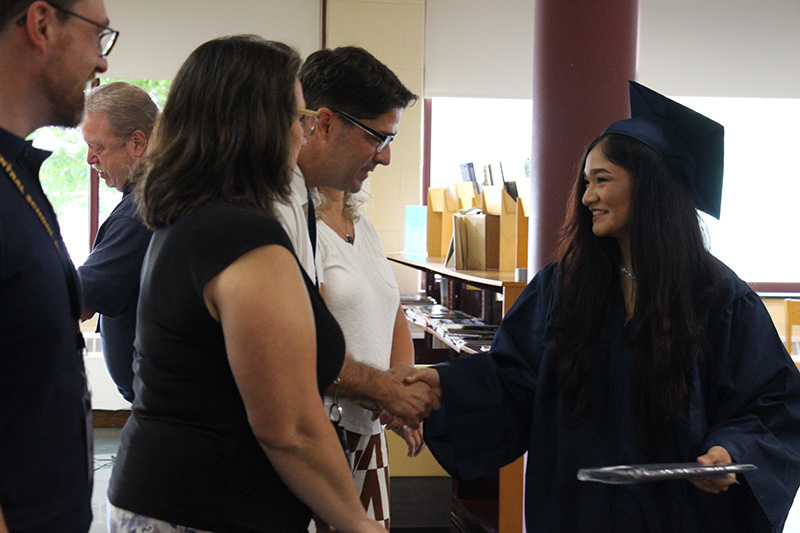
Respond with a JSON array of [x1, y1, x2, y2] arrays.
[[428, 95, 800, 289], [678, 96, 800, 289], [429, 97, 532, 190], [31, 125, 96, 265], [30, 78, 170, 265]]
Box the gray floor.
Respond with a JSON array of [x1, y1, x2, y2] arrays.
[[91, 427, 121, 533]]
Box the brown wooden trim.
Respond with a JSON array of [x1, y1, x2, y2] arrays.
[[747, 282, 800, 295], [89, 167, 99, 245], [93, 409, 131, 428], [88, 78, 101, 247], [422, 98, 432, 206], [450, 492, 498, 533]]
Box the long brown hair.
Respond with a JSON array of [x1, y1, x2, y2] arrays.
[[137, 35, 300, 229], [550, 133, 722, 457]]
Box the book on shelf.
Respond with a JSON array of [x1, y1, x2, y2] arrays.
[[460, 162, 480, 194], [444, 228, 456, 268], [429, 316, 486, 329], [494, 159, 533, 201], [504, 180, 518, 201], [404, 304, 470, 318], [452, 209, 500, 271], [433, 323, 499, 333], [403, 304, 472, 328], [400, 294, 437, 306], [489, 162, 505, 186], [454, 338, 494, 352], [401, 301, 500, 354], [434, 324, 497, 339]]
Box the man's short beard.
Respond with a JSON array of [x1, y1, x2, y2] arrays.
[[49, 91, 86, 128], [40, 58, 87, 128]]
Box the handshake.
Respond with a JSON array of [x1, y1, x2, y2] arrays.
[[334, 358, 443, 456], [342, 362, 442, 458], [378, 363, 442, 428]]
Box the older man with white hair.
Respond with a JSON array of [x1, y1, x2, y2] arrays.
[[78, 81, 157, 403]]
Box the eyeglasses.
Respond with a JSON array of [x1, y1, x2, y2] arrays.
[[332, 109, 395, 154], [17, 1, 119, 57], [48, 1, 119, 57], [297, 108, 319, 138]]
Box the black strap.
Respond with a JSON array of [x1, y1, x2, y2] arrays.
[[307, 190, 317, 254], [306, 190, 318, 288]]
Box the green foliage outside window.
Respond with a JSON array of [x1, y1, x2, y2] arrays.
[[30, 78, 171, 263]]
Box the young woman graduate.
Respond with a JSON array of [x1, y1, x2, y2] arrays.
[[411, 82, 800, 532]]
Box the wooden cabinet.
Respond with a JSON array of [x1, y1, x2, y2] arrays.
[[387, 252, 526, 533]]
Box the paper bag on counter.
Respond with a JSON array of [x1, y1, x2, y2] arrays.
[[452, 210, 500, 271]]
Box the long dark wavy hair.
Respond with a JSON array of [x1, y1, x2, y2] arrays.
[[550, 133, 722, 457], [137, 35, 300, 229]]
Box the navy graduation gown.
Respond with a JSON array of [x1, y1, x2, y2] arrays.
[[425, 261, 800, 532]]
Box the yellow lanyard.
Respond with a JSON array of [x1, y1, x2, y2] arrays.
[[0, 151, 63, 258]]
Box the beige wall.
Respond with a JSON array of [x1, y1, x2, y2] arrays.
[[326, 0, 425, 293], [104, 0, 321, 80], [326, 4, 435, 470], [103, 0, 425, 293]]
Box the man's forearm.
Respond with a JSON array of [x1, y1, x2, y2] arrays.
[[333, 355, 393, 406], [330, 355, 436, 427]]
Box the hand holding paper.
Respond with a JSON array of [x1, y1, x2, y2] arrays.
[[690, 446, 738, 494]]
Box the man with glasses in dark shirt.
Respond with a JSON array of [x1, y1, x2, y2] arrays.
[[0, 1, 116, 531]]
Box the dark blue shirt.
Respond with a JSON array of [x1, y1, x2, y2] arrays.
[[78, 188, 152, 402], [0, 127, 92, 532]]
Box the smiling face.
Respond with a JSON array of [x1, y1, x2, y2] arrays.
[[327, 107, 402, 193], [581, 142, 634, 244]]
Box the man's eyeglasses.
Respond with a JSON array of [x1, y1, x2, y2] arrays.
[[297, 108, 319, 138], [16, 1, 119, 57], [332, 109, 395, 154]]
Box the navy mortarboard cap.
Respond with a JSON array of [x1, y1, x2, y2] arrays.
[[604, 81, 724, 219]]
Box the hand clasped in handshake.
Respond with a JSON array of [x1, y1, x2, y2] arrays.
[[370, 364, 442, 457]]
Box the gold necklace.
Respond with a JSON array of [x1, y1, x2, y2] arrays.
[[323, 211, 354, 244], [0, 151, 63, 258]]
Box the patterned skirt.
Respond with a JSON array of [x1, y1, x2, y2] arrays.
[[111, 432, 391, 533], [107, 503, 215, 533], [346, 429, 391, 529]]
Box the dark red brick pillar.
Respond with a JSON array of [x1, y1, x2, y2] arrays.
[[529, 0, 639, 270]]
